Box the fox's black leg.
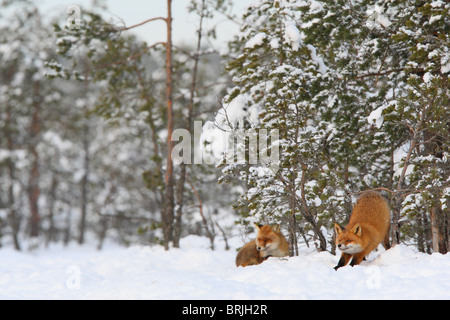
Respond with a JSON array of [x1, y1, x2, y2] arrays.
[[334, 253, 351, 270], [350, 253, 365, 267]]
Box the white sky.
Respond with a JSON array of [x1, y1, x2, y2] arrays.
[[36, 0, 252, 48]]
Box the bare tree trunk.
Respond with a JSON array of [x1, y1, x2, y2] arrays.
[[5, 105, 21, 251], [173, 166, 186, 248], [63, 202, 72, 246], [417, 211, 425, 253], [215, 220, 230, 251], [298, 168, 327, 251], [422, 210, 432, 254], [423, 129, 448, 254], [28, 82, 41, 240], [45, 174, 58, 247], [163, 0, 175, 250], [276, 166, 326, 251], [288, 180, 298, 256], [78, 117, 90, 245], [391, 111, 424, 245], [187, 175, 215, 250], [173, 0, 206, 248], [97, 216, 108, 250], [430, 205, 448, 254]]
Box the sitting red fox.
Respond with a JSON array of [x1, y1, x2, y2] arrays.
[[334, 191, 391, 270], [236, 224, 289, 267]]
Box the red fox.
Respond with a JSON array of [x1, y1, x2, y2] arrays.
[[236, 224, 289, 267], [334, 191, 391, 270]]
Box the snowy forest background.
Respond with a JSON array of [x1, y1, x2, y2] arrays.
[[0, 0, 448, 256]]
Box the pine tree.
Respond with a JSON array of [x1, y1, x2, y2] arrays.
[[385, 0, 449, 251], [213, 0, 448, 254], [51, 1, 237, 249], [299, 0, 449, 251], [0, 1, 62, 247], [211, 0, 335, 253]]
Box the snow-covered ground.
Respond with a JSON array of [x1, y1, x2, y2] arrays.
[[1, 235, 449, 300]]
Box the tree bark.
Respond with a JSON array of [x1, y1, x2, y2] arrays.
[[430, 206, 447, 254], [5, 105, 21, 251], [28, 82, 41, 239], [78, 120, 90, 245], [45, 174, 58, 247], [423, 129, 448, 254], [163, 0, 175, 250]]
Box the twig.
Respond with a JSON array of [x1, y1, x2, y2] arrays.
[[118, 17, 167, 31], [186, 174, 215, 250], [82, 42, 166, 76]]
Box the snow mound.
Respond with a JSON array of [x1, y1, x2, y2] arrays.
[[284, 21, 302, 51], [245, 32, 266, 49], [368, 105, 387, 128], [0, 237, 449, 299]]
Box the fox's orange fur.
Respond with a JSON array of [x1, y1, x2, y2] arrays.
[[334, 191, 391, 270], [235, 239, 265, 267], [236, 224, 289, 267]]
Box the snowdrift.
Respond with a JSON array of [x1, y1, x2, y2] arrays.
[[0, 236, 449, 299]]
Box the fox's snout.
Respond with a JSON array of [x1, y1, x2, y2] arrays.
[[336, 241, 363, 254], [256, 244, 270, 251]]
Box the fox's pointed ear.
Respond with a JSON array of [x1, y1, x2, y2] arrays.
[[351, 223, 362, 236], [254, 223, 262, 231], [272, 224, 281, 233], [334, 223, 343, 235]]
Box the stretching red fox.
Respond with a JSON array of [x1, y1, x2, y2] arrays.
[[334, 191, 391, 270], [236, 224, 289, 267]]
